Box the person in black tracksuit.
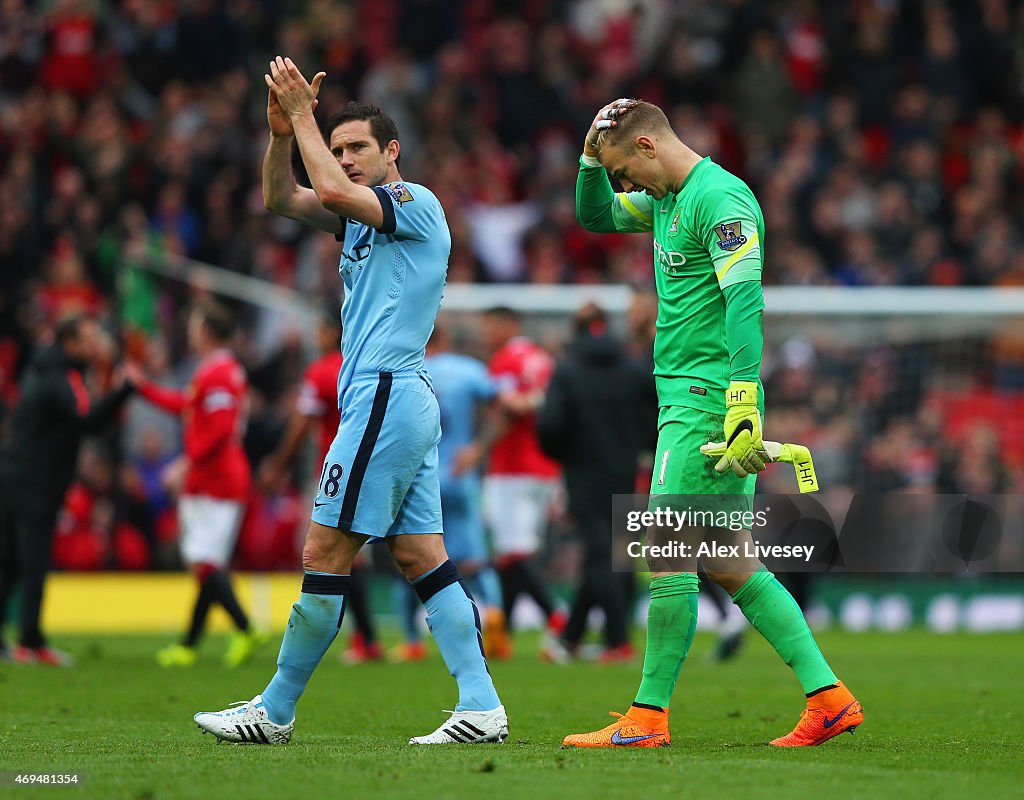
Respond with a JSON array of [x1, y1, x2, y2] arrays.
[[0, 316, 134, 661], [537, 304, 655, 655]]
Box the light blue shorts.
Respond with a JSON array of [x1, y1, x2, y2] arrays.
[[310, 370, 443, 537], [440, 474, 488, 564]]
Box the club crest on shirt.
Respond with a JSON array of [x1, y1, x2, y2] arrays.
[[669, 212, 679, 234], [384, 182, 414, 205], [714, 221, 747, 251]]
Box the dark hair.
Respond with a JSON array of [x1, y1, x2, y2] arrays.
[[324, 102, 400, 165], [483, 306, 520, 322], [194, 301, 234, 343], [55, 314, 88, 346], [574, 302, 607, 335]]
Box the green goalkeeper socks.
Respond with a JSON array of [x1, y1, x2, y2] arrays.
[[731, 567, 837, 694], [633, 573, 699, 709]]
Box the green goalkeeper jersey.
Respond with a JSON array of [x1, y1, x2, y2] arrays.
[[577, 155, 765, 414]]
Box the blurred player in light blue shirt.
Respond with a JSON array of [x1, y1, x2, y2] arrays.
[[393, 325, 507, 658]]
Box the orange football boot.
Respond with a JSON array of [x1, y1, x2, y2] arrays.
[[389, 641, 428, 663], [483, 606, 512, 660], [562, 705, 671, 748], [770, 681, 863, 746], [340, 633, 383, 665]]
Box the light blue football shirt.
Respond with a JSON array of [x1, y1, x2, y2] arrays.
[[424, 352, 496, 483], [337, 180, 451, 390]]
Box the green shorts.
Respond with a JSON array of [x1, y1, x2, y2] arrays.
[[648, 405, 755, 515]]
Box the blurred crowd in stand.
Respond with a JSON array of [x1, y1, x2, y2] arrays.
[[1, 0, 1023, 573]]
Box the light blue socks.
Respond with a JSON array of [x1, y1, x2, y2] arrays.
[[414, 560, 501, 712], [261, 571, 349, 725]]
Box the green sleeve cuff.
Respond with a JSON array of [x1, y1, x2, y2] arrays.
[[722, 280, 764, 382], [575, 158, 618, 233]]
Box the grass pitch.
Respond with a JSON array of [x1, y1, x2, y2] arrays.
[[2, 630, 1022, 799]]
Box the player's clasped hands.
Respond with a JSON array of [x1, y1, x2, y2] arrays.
[[264, 56, 326, 119]]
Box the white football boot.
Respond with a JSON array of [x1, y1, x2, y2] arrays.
[[408, 706, 509, 745], [194, 694, 293, 744]]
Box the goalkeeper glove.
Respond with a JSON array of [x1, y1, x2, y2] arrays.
[[700, 382, 820, 494], [704, 436, 823, 493], [766, 442, 819, 493], [702, 381, 769, 478], [701, 439, 820, 493]]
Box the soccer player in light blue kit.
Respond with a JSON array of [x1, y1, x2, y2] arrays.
[[194, 57, 507, 746], [423, 325, 507, 649]]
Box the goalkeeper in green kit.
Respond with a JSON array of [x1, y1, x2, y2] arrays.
[[562, 99, 862, 749]]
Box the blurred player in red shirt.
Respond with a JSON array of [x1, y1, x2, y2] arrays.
[[128, 302, 266, 669], [260, 310, 343, 490], [480, 307, 565, 658], [260, 308, 381, 664]]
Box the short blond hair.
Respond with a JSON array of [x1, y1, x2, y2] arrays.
[[595, 100, 673, 155]]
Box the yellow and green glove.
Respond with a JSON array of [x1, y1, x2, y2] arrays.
[[705, 381, 768, 477], [699, 381, 819, 493]]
